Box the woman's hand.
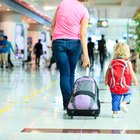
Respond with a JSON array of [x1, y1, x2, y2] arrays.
[[82, 55, 90, 69]]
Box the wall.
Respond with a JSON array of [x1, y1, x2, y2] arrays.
[[0, 11, 52, 61]]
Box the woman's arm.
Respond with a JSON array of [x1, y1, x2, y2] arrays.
[[51, 8, 58, 37], [128, 61, 138, 85], [80, 18, 90, 68]]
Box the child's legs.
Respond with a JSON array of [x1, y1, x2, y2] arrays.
[[3, 53, 8, 66], [111, 93, 122, 112], [122, 89, 132, 104]]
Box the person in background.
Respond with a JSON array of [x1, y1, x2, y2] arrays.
[[105, 43, 138, 118], [40, 32, 49, 63], [47, 36, 58, 69], [15, 24, 24, 59], [87, 37, 95, 66], [0, 34, 8, 68], [33, 39, 43, 67], [40, 32, 47, 55], [4, 36, 15, 68], [98, 34, 107, 71], [51, 0, 90, 110], [130, 49, 137, 72], [22, 46, 32, 67]]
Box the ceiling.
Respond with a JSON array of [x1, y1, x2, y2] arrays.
[[14, 0, 140, 19], [1, 0, 140, 24], [0, 2, 39, 24], [0, 2, 13, 11]]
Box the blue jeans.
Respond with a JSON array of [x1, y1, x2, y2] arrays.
[[111, 89, 132, 111], [52, 39, 82, 108]]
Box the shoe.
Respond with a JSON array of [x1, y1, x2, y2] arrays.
[[112, 113, 120, 118], [127, 101, 130, 104], [120, 103, 128, 113]]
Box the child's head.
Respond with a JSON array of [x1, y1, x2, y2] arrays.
[[114, 43, 130, 59]]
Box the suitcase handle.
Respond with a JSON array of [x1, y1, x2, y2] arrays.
[[86, 66, 94, 77]]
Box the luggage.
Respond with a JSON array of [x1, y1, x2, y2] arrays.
[[67, 66, 100, 119]]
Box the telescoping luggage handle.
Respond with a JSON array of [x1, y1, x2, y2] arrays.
[[86, 65, 94, 77]]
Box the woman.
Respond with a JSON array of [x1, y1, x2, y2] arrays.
[[51, 0, 90, 110]]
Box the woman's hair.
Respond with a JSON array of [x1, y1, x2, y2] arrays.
[[113, 43, 130, 59], [78, 0, 88, 2]]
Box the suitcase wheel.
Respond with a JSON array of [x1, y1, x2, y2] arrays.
[[71, 116, 73, 119]]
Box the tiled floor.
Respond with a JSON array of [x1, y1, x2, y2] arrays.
[[0, 59, 140, 140]]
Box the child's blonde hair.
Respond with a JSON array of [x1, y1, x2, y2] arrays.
[[114, 43, 130, 59]]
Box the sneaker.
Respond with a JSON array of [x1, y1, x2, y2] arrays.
[[112, 113, 120, 118], [120, 103, 128, 113]]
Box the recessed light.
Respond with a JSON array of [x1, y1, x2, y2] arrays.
[[6, 9, 10, 11], [30, 5, 34, 8], [43, 6, 54, 11], [0, 4, 2, 7]]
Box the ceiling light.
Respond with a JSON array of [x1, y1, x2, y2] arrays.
[[30, 5, 34, 8], [43, 6, 54, 11], [6, 9, 10, 11], [0, 4, 2, 7]]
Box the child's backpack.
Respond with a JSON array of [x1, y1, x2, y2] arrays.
[[107, 59, 132, 94]]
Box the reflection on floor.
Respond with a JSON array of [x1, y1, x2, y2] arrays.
[[0, 59, 140, 140]]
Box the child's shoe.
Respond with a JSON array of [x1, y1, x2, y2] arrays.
[[120, 103, 128, 113], [112, 113, 120, 118]]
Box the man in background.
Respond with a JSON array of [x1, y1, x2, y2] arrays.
[[87, 37, 95, 66], [98, 35, 107, 71], [34, 39, 43, 67], [0, 34, 8, 69], [4, 36, 15, 68]]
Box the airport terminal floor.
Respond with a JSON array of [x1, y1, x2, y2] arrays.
[[0, 59, 140, 140]]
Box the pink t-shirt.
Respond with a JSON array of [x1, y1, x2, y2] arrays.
[[52, 0, 89, 40]]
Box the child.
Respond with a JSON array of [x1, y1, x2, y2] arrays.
[[105, 43, 138, 118]]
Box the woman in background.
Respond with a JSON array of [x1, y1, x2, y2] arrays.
[[15, 24, 24, 59]]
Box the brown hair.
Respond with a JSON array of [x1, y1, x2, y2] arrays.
[[78, 0, 88, 2]]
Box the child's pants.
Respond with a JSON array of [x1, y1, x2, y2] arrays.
[[111, 89, 132, 111]]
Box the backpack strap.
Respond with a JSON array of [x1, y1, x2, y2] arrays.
[[108, 60, 116, 88], [119, 59, 130, 88]]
